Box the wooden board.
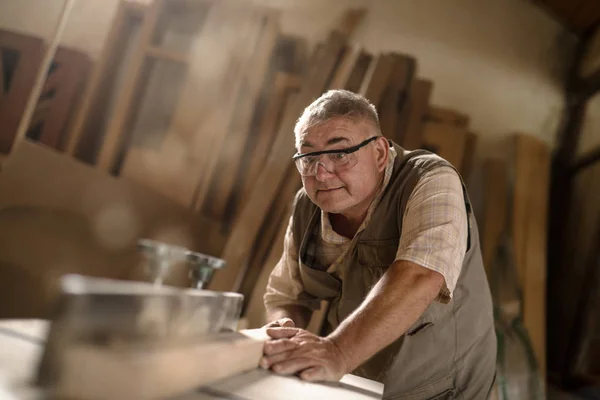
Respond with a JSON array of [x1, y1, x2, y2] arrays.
[[328, 45, 363, 89], [511, 133, 550, 382], [65, 0, 143, 163], [343, 51, 372, 93], [237, 72, 302, 216], [421, 121, 468, 170], [54, 330, 269, 400], [207, 11, 359, 292], [196, 11, 280, 219], [377, 53, 416, 141], [426, 106, 469, 127], [460, 131, 478, 179], [358, 53, 395, 106], [481, 159, 509, 278], [95, 0, 165, 172], [0, 29, 44, 154], [401, 79, 432, 150]]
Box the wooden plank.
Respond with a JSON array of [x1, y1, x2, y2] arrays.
[[378, 53, 416, 141], [238, 73, 302, 222], [146, 46, 189, 64], [95, 0, 164, 172], [328, 45, 363, 89], [358, 53, 395, 106], [481, 159, 509, 278], [34, 48, 92, 150], [512, 133, 550, 382], [122, 3, 263, 207], [401, 79, 432, 150], [239, 164, 301, 309], [426, 106, 469, 127], [460, 131, 478, 179], [344, 51, 371, 93], [207, 24, 353, 292], [64, 0, 141, 161], [0, 30, 44, 154], [421, 121, 467, 170], [199, 12, 280, 220], [55, 330, 269, 400], [0, 50, 4, 97], [334, 8, 367, 37]]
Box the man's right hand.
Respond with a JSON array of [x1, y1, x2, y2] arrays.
[[262, 317, 296, 329]]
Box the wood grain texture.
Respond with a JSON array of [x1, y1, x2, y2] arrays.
[[511, 133, 550, 381], [481, 159, 509, 278], [200, 12, 280, 220], [207, 7, 367, 292], [95, 0, 164, 172], [358, 53, 395, 106], [426, 106, 469, 127], [207, 31, 347, 292], [401, 79, 432, 150], [56, 330, 269, 400], [421, 121, 467, 170], [329, 44, 363, 90], [378, 53, 416, 142], [0, 29, 44, 154]]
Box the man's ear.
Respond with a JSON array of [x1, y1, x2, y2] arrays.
[[374, 136, 389, 172]]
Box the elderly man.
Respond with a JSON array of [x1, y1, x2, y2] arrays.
[[261, 90, 496, 399]]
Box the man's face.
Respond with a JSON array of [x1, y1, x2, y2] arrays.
[[296, 117, 389, 216]]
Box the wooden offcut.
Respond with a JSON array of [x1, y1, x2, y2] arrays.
[[196, 11, 280, 219], [481, 159, 509, 277], [378, 53, 416, 141], [95, 0, 165, 173], [401, 79, 432, 150], [511, 133, 550, 381], [421, 121, 468, 171], [359, 53, 395, 106]]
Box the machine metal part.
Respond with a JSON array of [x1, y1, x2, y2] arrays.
[[137, 238, 227, 289]]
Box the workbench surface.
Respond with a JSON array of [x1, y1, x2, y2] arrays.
[[0, 320, 383, 399]]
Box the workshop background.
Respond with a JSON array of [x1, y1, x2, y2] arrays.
[[0, 0, 599, 398]]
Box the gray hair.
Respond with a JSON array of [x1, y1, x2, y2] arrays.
[[294, 90, 381, 148]]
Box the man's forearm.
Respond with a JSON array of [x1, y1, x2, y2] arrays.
[[266, 304, 312, 329], [328, 260, 444, 372]]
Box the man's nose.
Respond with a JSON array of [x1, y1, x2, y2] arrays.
[[315, 162, 335, 182]]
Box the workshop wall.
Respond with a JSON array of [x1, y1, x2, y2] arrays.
[[0, 0, 576, 232], [0, 0, 576, 158]]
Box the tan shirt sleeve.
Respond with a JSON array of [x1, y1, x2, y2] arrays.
[[395, 166, 468, 303], [263, 214, 321, 311]]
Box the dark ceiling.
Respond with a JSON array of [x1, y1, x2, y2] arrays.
[[533, 0, 600, 35]]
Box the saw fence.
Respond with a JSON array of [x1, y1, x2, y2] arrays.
[[0, 0, 552, 392]]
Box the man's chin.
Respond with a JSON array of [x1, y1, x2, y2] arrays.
[[312, 190, 349, 213]]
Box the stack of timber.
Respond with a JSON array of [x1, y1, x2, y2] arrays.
[[55, 0, 482, 326]]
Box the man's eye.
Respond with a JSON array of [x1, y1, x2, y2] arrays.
[[332, 153, 347, 161], [303, 156, 318, 165]]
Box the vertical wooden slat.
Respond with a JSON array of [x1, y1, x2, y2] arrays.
[[421, 121, 467, 170], [95, 0, 164, 172], [401, 79, 432, 150], [200, 12, 280, 220], [359, 53, 395, 106], [378, 53, 416, 141], [65, 0, 134, 157], [238, 72, 302, 212], [512, 133, 550, 383], [329, 45, 363, 90], [481, 159, 509, 278], [460, 131, 478, 179], [344, 51, 372, 93], [207, 30, 347, 292]]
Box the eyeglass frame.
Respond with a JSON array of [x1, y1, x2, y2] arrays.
[[291, 136, 389, 176], [292, 135, 385, 161]]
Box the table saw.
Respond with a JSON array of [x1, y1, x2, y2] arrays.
[[0, 240, 383, 399]]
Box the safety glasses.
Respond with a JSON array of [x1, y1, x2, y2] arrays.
[[292, 136, 380, 177]]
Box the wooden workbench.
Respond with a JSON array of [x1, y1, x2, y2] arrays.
[[0, 320, 383, 400]]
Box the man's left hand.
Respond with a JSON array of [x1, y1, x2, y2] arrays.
[[260, 327, 350, 382]]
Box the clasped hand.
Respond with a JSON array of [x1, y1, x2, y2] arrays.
[[259, 320, 349, 382]]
